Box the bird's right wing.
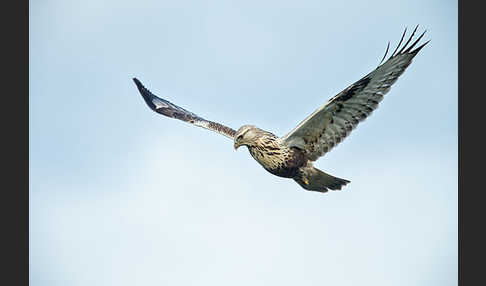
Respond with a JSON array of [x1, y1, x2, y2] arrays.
[[281, 26, 429, 161], [133, 78, 237, 140]]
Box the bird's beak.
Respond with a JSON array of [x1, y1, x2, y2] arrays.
[[234, 142, 240, 150]]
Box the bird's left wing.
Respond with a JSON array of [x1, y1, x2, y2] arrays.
[[133, 78, 236, 140], [282, 26, 429, 161]]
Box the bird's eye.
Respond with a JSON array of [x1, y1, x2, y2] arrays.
[[236, 134, 243, 141]]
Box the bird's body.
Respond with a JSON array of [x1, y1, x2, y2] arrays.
[[249, 144, 304, 178], [233, 125, 350, 190], [234, 125, 305, 178], [133, 26, 429, 193]]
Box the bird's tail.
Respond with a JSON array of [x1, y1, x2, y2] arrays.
[[294, 165, 350, 193]]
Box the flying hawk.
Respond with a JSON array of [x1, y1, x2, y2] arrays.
[[133, 26, 429, 193]]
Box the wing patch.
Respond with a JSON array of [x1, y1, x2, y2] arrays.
[[152, 98, 169, 109], [336, 77, 371, 102]]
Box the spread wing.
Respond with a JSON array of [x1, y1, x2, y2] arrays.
[[133, 78, 236, 140], [282, 26, 429, 161]]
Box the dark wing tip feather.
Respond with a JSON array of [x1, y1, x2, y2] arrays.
[[133, 77, 148, 95], [132, 77, 142, 87], [403, 29, 427, 53], [390, 26, 407, 58], [397, 24, 419, 55], [378, 41, 390, 66], [133, 77, 160, 112], [410, 39, 430, 54], [381, 26, 429, 65]]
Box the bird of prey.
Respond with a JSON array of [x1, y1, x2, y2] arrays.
[[133, 26, 429, 193]]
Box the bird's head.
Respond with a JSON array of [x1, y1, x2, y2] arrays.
[[234, 125, 258, 150]]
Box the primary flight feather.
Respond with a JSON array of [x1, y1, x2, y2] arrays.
[[133, 26, 429, 193]]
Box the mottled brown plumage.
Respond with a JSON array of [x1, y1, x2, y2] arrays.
[[232, 125, 349, 191], [134, 26, 428, 193], [233, 125, 305, 178]]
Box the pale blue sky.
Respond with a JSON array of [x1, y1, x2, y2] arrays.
[[30, 0, 457, 285]]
